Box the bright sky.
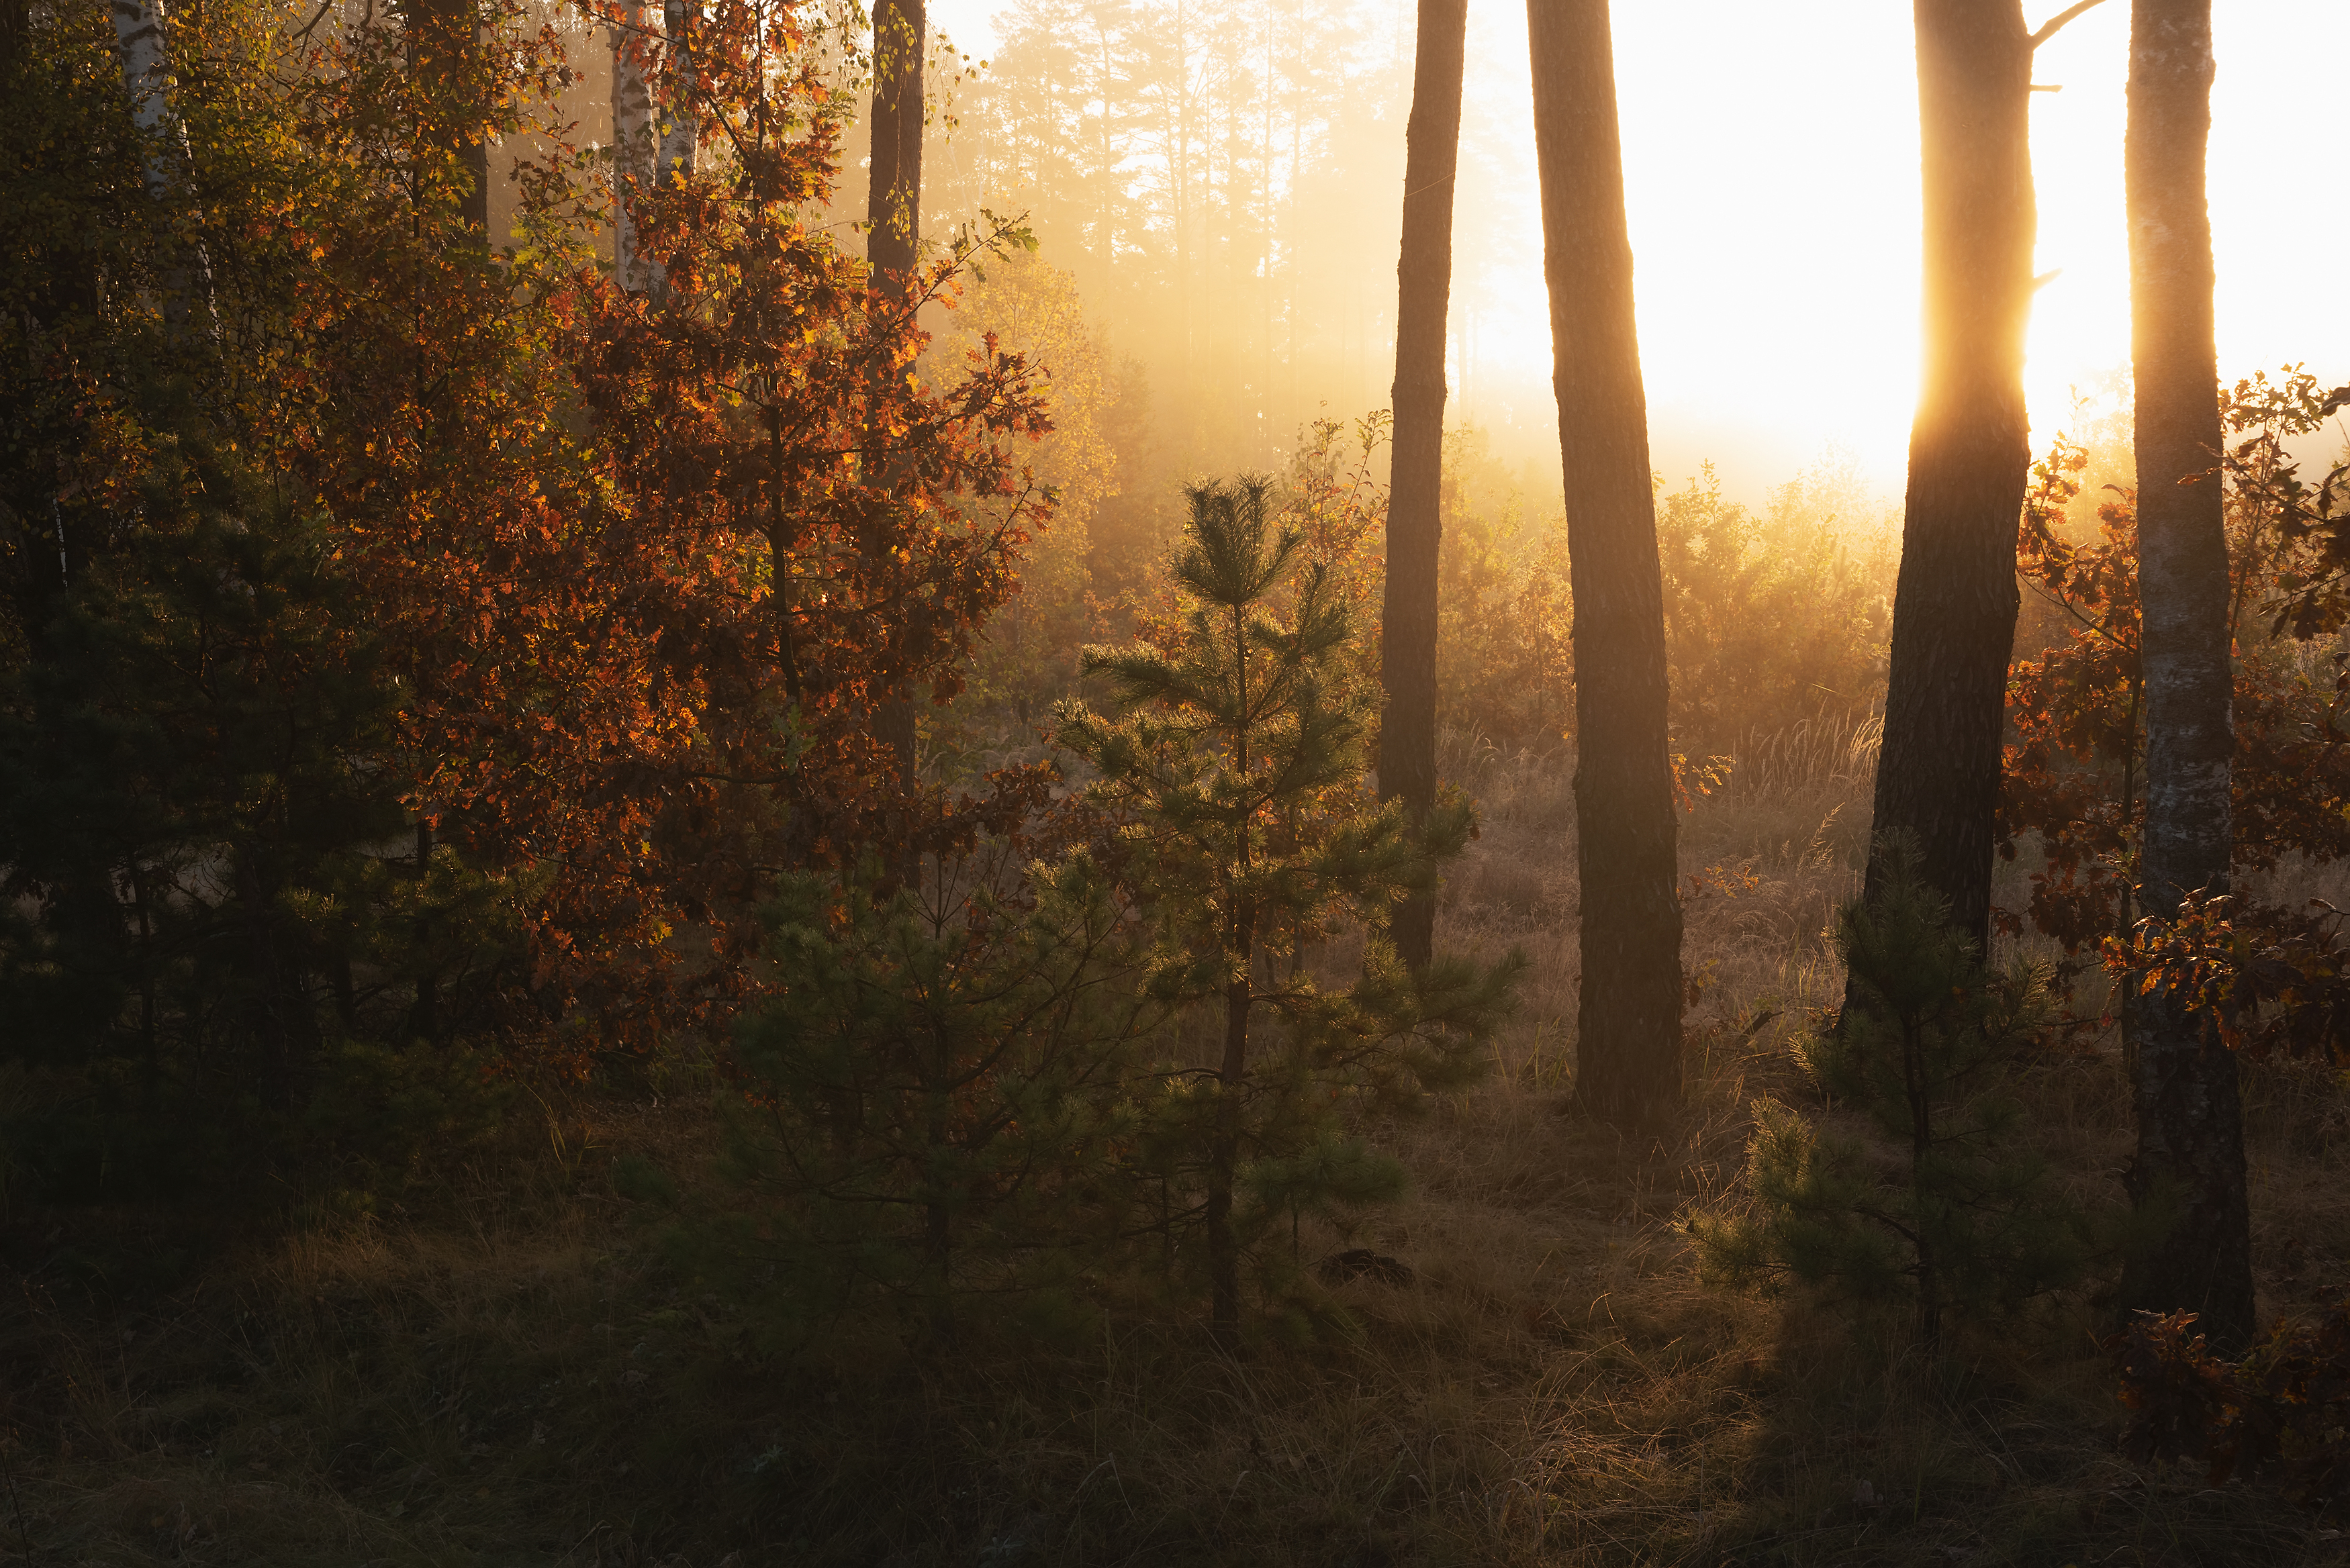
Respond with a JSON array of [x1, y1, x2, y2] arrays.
[[931, 0, 2350, 504]]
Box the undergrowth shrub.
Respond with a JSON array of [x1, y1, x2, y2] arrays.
[[1690, 851, 2092, 1345], [700, 842, 1164, 1349], [2119, 1295, 2350, 1507], [1429, 443, 1895, 763]]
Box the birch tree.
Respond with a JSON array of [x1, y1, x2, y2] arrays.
[[108, 0, 212, 330], [2118, 0, 2253, 1353]]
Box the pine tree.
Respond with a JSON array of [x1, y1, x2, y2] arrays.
[[1056, 476, 1520, 1346], [720, 844, 1162, 1344], [1525, 0, 1684, 1126], [1380, 0, 1468, 972], [1691, 849, 2089, 1348]]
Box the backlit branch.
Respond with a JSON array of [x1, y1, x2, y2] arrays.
[[2028, 0, 2110, 51]]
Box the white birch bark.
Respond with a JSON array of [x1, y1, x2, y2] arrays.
[[611, 1, 654, 291], [109, 0, 214, 332], [110, 0, 177, 197]]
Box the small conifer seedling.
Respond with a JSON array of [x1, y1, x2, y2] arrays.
[[1691, 846, 2092, 1347], [1056, 476, 1521, 1346]]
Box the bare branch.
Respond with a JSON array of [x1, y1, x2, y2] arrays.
[[2029, 0, 2111, 50]]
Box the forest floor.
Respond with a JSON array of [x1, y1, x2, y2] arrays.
[[9, 719, 2350, 1566]]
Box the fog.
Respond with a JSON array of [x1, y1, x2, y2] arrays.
[[917, 0, 2350, 510]]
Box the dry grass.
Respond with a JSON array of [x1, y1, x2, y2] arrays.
[[8, 719, 2350, 1565]]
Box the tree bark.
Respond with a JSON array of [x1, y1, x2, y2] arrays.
[[1, 0, 24, 86], [2118, 0, 2252, 1354], [109, 0, 215, 331], [657, 0, 699, 195], [1378, 0, 1467, 974], [866, 0, 926, 790], [1209, 597, 1254, 1349], [612, 1, 654, 291], [1860, 0, 2036, 963], [1207, 952, 1250, 1349], [404, 0, 491, 234], [1525, 0, 1683, 1128]]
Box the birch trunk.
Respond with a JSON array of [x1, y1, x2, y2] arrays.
[[109, 0, 214, 331], [612, 2, 654, 292], [1525, 0, 1684, 1128], [2119, 0, 2253, 1353], [1378, 0, 1467, 974]]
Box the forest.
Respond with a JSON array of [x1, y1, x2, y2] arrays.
[[3, 0, 2350, 1562]]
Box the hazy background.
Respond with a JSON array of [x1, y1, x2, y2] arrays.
[[913, 0, 2350, 511]]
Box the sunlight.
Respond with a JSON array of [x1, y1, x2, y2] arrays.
[[930, 0, 2350, 503]]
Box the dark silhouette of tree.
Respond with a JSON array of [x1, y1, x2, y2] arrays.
[[1525, 0, 1681, 1128], [867, 0, 927, 785], [1377, 0, 1466, 973], [402, 0, 492, 234], [1859, 0, 2105, 959], [2117, 0, 2252, 1354], [612, 3, 653, 291]]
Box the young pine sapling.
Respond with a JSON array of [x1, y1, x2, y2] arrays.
[[1056, 477, 1521, 1346]]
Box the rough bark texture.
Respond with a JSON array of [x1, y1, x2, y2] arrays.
[[1377, 0, 1467, 973], [867, 0, 926, 788], [1525, 0, 1683, 1128], [1861, 0, 2035, 961], [2119, 0, 2253, 1354], [611, 2, 653, 291]]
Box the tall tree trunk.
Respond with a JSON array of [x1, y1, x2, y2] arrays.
[[1208, 599, 1254, 1349], [1207, 949, 1250, 1349], [1377, 0, 1467, 973], [657, 0, 698, 193], [1525, 0, 1683, 1129], [2118, 0, 2252, 1354], [1, 0, 24, 85], [612, 1, 653, 292], [1860, 0, 2040, 965], [867, 0, 925, 789], [404, 0, 490, 234], [109, 0, 215, 331]]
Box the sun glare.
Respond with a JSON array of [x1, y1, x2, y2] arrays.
[[929, 0, 2350, 505]]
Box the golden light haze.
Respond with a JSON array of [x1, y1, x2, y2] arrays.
[[927, 0, 2350, 505]]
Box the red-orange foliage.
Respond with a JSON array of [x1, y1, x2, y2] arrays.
[[2119, 1297, 2350, 1506], [268, 0, 1056, 1063], [568, 0, 1054, 862], [2000, 371, 2350, 1049]]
